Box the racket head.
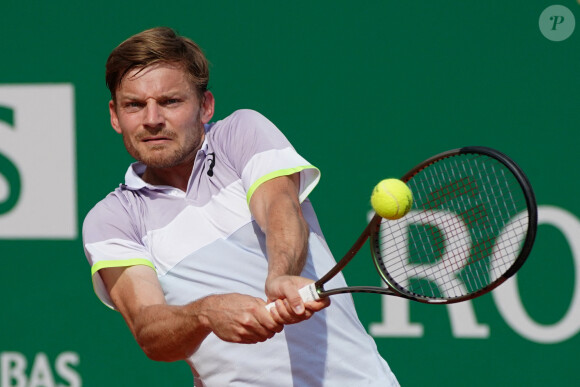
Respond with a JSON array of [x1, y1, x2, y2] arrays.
[[370, 146, 537, 304]]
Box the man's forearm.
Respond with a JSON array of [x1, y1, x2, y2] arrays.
[[264, 193, 309, 281], [132, 299, 212, 362], [132, 294, 284, 361]]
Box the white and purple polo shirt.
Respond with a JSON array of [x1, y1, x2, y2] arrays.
[[83, 109, 398, 387]]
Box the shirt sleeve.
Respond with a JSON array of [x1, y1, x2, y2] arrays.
[[211, 109, 321, 204], [82, 192, 155, 309]]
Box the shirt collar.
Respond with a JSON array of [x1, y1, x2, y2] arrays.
[[123, 162, 152, 190], [122, 135, 211, 191]]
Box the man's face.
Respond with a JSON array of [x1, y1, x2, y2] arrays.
[[109, 63, 214, 169]]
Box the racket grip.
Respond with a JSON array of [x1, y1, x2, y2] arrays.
[[265, 283, 320, 311]]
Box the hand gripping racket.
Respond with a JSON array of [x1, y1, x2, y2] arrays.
[[266, 146, 537, 309]]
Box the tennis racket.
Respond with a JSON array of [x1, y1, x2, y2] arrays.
[[266, 146, 537, 309]]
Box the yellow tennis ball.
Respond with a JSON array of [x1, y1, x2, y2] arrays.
[[371, 179, 413, 220]]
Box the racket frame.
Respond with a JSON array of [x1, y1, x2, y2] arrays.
[[313, 146, 538, 304]]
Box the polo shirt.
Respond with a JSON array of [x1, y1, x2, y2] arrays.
[[83, 109, 399, 386]]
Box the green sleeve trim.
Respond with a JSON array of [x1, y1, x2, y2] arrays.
[[246, 165, 318, 206], [91, 258, 156, 276]]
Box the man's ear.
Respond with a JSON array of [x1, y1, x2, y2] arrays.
[[200, 91, 215, 124], [109, 100, 122, 134]]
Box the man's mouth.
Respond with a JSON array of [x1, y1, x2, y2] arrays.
[[142, 136, 172, 144]]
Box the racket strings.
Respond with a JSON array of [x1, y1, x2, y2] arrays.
[[375, 153, 529, 301]]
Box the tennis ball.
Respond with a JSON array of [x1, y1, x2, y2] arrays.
[[371, 179, 413, 220]]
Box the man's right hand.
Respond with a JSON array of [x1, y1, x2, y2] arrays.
[[198, 293, 284, 344]]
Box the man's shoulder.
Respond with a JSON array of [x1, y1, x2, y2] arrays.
[[84, 185, 135, 223], [207, 109, 279, 144], [226, 108, 267, 121], [209, 109, 268, 131]]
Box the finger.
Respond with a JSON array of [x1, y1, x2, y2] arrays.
[[305, 297, 331, 312], [267, 299, 287, 325], [276, 299, 306, 324], [237, 306, 281, 341], [285, 291, 305, 315], [258, 301, 286, 333], [280, 299, 298, 321], [239, 324, 278, 343]]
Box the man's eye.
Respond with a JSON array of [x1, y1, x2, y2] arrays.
[[124, 102, 142, 109]]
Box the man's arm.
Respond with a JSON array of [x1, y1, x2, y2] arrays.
[[249, 173, 330, 320], [99, 264, 284, 362]]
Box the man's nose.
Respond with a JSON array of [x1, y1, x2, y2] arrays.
[[143, 101, 165, 128]]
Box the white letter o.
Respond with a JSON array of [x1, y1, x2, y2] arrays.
[[493, 206, 580, 343]]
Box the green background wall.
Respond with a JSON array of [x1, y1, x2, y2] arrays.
[[1, 1, 578, 385]]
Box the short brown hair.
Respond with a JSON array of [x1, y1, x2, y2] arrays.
[[106, 27, 209, 101]]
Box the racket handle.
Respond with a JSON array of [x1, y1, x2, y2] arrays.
[[265, 283, 320, 311]]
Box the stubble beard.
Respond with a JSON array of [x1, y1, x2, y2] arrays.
[[123, 122, 204, 169]]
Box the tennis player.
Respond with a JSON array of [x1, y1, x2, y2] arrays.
[[82, 27, 399, 386]]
